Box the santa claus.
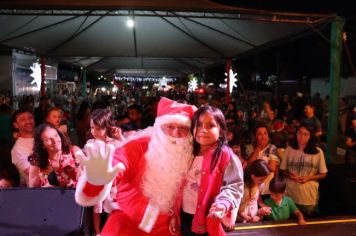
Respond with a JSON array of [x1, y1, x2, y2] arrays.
[[75, 97, 197, 235]]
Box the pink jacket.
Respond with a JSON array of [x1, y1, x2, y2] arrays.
[[177, 146, 243, 235]]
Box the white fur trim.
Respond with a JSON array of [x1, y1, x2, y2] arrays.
[[75, 171, 113, 207], [142, 125, 193, 213], [154, 114, 191, 127], [138, 202, 160, 233], [118, 126, 154, 147], [103, 201, 120, 213]]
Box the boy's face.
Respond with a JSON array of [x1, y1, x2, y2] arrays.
[[46, 110, 62, 127], [304, 105, 314, 117], [270, 191, 285, 203]]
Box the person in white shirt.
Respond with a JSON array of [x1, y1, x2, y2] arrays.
[[11, 109, 35, 186]]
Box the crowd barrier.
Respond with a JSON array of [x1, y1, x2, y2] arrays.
[[0, 164, 355, 236], [0, 188, 84, 236], [228, 217, 356, 235]]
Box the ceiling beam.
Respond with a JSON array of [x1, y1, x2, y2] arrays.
[[0, 9, 334, 24], [132, 15, 138, 57], [86, 57, 108, 68], [154, 11, 226, 58], [173, 58, 200, 71], [46, 11, 110, 55], [173, 13, 256, 47], [0, 1, 336, 23], [0, 14, 85, 44], [0, 15, 40, 41]]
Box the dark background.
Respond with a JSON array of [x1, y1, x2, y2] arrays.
[[209, 0, 356, 80]]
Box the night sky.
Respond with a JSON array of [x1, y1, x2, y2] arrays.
[[208, 0, 356, 83]]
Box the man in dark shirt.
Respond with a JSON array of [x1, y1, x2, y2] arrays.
[[345, 118, 356, 165], [34, 95, 50, 126], [302, 103, 322, 138]]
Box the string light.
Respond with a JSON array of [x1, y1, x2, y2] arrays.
[[114, 76, 176, 83]]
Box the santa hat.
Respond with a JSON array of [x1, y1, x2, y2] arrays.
[[154, 97, 197, 127], [272, 120, 285, 132]]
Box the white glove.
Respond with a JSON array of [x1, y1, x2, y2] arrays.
[[77, 140, 122, 185]]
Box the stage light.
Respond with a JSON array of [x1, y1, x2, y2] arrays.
[[127, 18, 134, 28]]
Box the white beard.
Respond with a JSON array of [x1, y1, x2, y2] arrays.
[[142, 124, 193, 213]]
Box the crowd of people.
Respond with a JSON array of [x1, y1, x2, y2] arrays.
[[0, 88, 355, 235]]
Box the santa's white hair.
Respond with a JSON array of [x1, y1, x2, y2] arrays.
[[142, 117, 193, 213]]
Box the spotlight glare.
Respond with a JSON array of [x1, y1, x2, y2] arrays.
[[127, 19, 134, 28]]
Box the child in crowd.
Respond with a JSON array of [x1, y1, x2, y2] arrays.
[[45, 107, 68, 135], [238, 159, 271, 223], [228, 130, 248, 169], [0, 169, 15, 188], [86, 109, 123, 236], [262, 176, 306, 225], [0, 177, 13, 188], [171, 105, 244, 236]]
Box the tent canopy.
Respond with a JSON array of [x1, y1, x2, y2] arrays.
[[0, 0, 336, 77]]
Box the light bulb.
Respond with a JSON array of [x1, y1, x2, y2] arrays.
[[127, 18, 134, 28]]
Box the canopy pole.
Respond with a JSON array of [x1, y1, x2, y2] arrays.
[[40, 56, 46, 96], [326, 16, 344, 163], [82, 69, 87, 98], [225, 58, 231, 103]]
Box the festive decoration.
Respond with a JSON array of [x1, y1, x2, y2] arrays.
[[188, 77, 198, 92], [265, 75, 277, 87], [159, 76, 168, 88], [114, 76, 175, 83], [30, 62, 42, 90], [224, 68, 237, 94]]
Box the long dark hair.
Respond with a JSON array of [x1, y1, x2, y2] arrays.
[[244, 159, 270, 189], [77, 100, 91, 121], [290, 123, 319, 154], [87, 108, 116, 139], [191, 105, 228, 172], [29, 123, 71, 169]]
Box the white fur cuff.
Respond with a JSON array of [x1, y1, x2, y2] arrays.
[[75, 171, 113, 207], [154, 114, 191, 128]]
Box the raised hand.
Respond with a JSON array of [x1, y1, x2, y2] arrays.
[[111, 126, 125, 141], [80, 140, 123, 185]]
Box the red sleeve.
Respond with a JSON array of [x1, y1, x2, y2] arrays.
[[112, 137, 150, 177], [83, 182, 104, 197]]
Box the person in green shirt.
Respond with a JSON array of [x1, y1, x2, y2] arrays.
[[263, 176, 306, 225]]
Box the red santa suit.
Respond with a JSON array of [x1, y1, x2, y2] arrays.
[[75, 97, 197, 236]]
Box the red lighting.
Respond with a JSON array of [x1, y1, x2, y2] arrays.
[[195, 88, 205, 94]]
